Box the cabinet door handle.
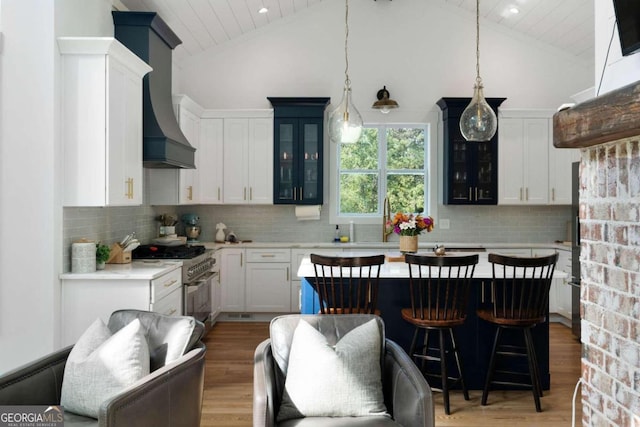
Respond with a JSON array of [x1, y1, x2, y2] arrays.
[[125, 178, 134, 199], [164, 279, 178, 288], [243, 187, 247, 200], [468, 187, 472, 201], [526, 188, 529, 201], [286, 267, 290, 282], [217, 187, 221, 201], [293, 187, 297, 201], [520, 188, 523, 201], [475, 187, 478, 201], [552, 188, 555, 201], [300, 187, 303, 201], [240, 253, 243, 267], [165, 308, 177, 316], [250, 187, 253, 200], [188, 185, 193, 201], [260, 254, 276, 258]]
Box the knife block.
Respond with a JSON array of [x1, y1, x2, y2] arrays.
[[106, 243, 132, 264]]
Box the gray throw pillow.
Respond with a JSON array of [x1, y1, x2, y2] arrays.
[[61, 318, 150, 418], [277, 318, 388, 421]]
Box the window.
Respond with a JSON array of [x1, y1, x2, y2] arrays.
[[329, 121, 437, 225]]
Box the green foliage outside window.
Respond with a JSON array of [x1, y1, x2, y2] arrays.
[[338, 125, 427, 216]]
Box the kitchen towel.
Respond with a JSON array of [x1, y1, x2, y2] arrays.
[[295, 205, 321, 221]]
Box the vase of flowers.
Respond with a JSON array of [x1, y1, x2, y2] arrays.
[[387, 212, 435, 253]]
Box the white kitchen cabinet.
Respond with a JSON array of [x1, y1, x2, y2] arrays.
[[548, 134, 580, 205], [211, 249, 222, 320], [222, 115, 273, 204], [59, 37, 151, 207], [531, 248, 572, 321], [199, 118, 224, 204], [60, 264, 182, 346], [145, 95, 204, 205], [498, 113, 550, 205], [245, 248, 291, 312], [220, 247, 246, 311]]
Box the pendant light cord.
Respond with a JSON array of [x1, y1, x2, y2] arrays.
[[344, 0, 351, 88], [475, 0, 482, 87]]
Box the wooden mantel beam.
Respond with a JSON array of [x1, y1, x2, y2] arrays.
[[553, 80, 640, 148]]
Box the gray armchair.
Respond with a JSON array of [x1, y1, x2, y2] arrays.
[[254, 314, 434, 427], [0, 309, 206, 427]]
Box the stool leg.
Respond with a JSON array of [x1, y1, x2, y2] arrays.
[[439, 329, 450, 415], [449, 328, 469, 401], [523, 328, 542, 412], [409, 326, 419, 360], [526, 327, 543, 397], [482, 326, 502, 406]]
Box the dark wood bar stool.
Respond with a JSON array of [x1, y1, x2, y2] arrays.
[[478, 252, 558, 412], [310, 254, 385, 314], [402, 253, 479, 415]]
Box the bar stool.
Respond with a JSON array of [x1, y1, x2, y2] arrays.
[[310, 254, 385, 314], [402, 253, 479, 415], [478, 252, 558, 412]]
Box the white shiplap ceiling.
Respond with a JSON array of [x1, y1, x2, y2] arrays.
[[117, 0, 594, 65]]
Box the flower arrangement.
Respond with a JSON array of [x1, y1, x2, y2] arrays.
[[387, 212, 435, 236]]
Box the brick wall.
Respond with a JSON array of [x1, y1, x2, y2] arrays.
[[580, 137, 640, 425]]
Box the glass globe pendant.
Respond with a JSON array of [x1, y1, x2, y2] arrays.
[[329, 79, 363, 143], [460, 0, 497, 142], [460, 77, 497, 141], [328, 0, 363, 144]]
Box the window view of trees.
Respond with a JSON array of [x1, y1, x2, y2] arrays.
[[338, 125, 428, 216]]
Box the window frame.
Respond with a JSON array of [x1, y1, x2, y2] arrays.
[[328, 113, 439, 226]]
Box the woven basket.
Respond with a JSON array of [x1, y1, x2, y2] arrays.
[[399, 235, 418, 253]]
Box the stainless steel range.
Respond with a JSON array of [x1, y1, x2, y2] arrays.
[[132, 245, 217, 334]]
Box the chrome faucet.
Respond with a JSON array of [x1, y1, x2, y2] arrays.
[[382, 196, 392, 242]]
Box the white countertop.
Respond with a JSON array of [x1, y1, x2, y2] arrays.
[[297, 252, 568, 279], [60, 260, 182, 280], [204, 241, 572, 251]]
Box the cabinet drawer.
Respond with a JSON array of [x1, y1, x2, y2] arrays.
[[152, 287, 182, 317], [246, 248, 291, 263], [152, 268, 182, 303]]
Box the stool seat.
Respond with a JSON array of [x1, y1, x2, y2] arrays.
[[401, 308, 466, 328], [476, 308, 545, 326]]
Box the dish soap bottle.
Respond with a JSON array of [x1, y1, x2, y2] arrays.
[[334, 225, 340, 242]]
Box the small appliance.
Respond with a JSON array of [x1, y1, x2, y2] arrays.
[[182, 213, 201, 243]]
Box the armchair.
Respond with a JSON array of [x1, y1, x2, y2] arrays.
[[0, 309, 206, 427], [254, 314, 434, 427]]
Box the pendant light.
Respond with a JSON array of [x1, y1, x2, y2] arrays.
[[328, 0, 363, 144], [459, 0, 497, 142]]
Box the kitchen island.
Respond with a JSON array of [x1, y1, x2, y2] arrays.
[[297, 252, 566, 390]]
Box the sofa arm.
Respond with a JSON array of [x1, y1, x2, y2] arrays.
[[98, 345, 206, 427], [253, 339, 276, 427], [383, 339, 434, 427], [0, 346, 72, 406]]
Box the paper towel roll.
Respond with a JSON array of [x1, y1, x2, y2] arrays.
[[295, 205, 321, 221]]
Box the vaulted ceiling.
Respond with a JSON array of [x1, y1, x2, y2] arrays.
[[118, 0, 594, 65]]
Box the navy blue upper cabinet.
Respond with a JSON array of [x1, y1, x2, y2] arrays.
[[268, 97, 330, 205], [437, 97, 506, 205]]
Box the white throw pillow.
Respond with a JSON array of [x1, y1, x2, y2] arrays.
[[277, 318, 388, 421], [61, 318, 150, 418]]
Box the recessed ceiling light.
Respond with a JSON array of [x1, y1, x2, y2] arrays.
[[509, 6, 519, 14], [258, 3, 268, 14]]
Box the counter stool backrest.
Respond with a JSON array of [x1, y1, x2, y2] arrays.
[[310, 254, 386, 315], [487, 253, 558, 324], [404, 254, 479, 322]]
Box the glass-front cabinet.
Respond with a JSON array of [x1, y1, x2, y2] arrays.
[[269, 97, 329, 205], [437, 97, 506, 205]]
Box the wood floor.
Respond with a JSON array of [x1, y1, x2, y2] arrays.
[[201, 321, 582, 427]]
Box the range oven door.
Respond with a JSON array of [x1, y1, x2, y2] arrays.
[[185, 271, 216, 325]]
